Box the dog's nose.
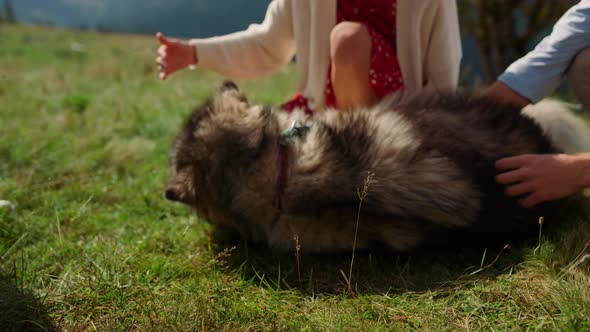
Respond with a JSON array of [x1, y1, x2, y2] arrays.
[[164, 188, 179, 201]]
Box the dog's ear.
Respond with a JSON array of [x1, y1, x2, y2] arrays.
[[216, 80, 248, 104], [209, 80, 255, 125], [208, 83, 270, 156], [219, 80, 239, 92]]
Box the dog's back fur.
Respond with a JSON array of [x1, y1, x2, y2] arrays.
[[165, 82, 588, 253]]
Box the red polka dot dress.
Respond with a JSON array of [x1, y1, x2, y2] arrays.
[[282, 0, 403, 113]]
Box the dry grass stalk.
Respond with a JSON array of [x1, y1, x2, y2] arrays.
[[342, 171, 375, 296]]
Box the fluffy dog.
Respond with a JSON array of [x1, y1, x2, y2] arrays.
[[165, 81, 589, 253]]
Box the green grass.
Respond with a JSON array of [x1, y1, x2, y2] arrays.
[[1, 23, 589, 331]]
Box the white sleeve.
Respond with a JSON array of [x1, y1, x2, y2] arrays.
[[424, 0, 463, 92], [499, 1, 590, 103], [189, 0, 296, 79]]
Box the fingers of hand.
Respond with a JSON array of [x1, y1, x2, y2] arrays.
[[156, 54, 167, 66], [495, 155, 533, 170], [158, 45, 168, 57], [156, 32, 170, 46], [505, 182, 533, 196], [158, 65, 171, 80], [519, 193, 543, 208], [156, 42, 170, 78], [155, 55, 167, 75], [156, 33, 174, 80], [495, 168, 527, 185]]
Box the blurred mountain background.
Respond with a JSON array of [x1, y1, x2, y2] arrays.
[[3, 0, 268, 38]]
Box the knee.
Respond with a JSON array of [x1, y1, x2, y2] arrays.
[[568, 47, 590, 85], [567, 47, 590, 107], [330, 22, 371, 67]]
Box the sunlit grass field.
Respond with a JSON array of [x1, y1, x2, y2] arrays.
[[1, 24, 589, 331]]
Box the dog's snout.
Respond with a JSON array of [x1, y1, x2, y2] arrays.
[[164, 188, 179, 201]]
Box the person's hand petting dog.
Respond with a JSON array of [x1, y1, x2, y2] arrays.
[[156, 32, 197, 80], [482, 2, 590, 207], [495, 153, 590, 208]]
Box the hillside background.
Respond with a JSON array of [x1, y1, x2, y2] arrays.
[[5, 0, 268, 37]]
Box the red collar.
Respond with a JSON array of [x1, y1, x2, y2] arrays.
[[275, 120, 313, 209], [275, 94, 314, 209], [275, 143, 290, 209]]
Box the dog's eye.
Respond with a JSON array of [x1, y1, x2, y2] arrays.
[[175, 161, 189, 172], [175, 155, 194, 168]]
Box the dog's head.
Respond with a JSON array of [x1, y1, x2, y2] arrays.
[[165, 81, 276, 226]]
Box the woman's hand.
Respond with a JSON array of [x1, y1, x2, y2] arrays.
[[495, 153, 590, 208], [156, 32, 197, 80]]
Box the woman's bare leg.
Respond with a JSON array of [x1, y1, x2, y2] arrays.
[[330, 22, 377, 110]]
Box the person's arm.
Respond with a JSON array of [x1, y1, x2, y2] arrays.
[[484, 80, 530, 108], [424, 0, 463, 92], [156, 0, 295, 80], [489, 2, 590, 207], [497, 1, 590, 104], [188, 0, 296, 79], [496, 153, 590, 208]]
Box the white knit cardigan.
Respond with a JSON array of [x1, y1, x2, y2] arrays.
[[190, 0, 462, 109]]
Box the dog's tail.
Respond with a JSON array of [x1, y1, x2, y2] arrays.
[[522, 99, 590, 153]]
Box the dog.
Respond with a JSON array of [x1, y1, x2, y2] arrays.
[[165, 81, 590, 253]]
